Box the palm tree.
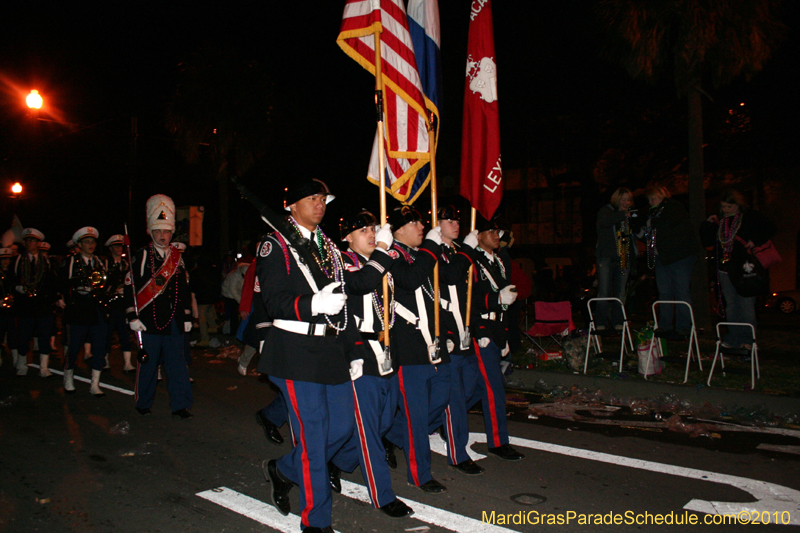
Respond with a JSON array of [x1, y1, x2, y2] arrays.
[[165, 45, 274, 255], [596, 0, 785, 325]]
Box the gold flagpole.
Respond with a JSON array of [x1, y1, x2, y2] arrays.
[[429, 114, 440, 341], [374, 32, 391, 347], [465, 207, 477, 327]]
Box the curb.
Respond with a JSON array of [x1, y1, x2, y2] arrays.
[[506, 368, 800, 415]]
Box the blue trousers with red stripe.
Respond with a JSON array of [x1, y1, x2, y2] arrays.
[[135, 321, 193, 412], [270, 376, 354, 530], [463, 340, 508, 448], [386, 363, 450, 486], [440, 352, 473, 465], [332, 374, 399, 508]]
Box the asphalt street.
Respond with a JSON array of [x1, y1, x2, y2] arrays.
[[2, 345, 799, 533]]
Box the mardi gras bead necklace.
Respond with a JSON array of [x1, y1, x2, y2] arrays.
[[717, 213, 742, 264], [149, 244, 180, 331], [616, 218, 631, 273], [289, 217, 348, 332]]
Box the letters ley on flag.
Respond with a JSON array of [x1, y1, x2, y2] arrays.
[[460, 0, 502, 220], [337, 0, 431, 204]]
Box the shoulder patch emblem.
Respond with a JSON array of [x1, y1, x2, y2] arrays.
[[259, 241, 272, 257], [124, 271, 132, 286], [388, 250, 399, 259], [253, 277, 261, 293]]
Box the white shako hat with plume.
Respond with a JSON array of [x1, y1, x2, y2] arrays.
[[146, 194, 176, 233]]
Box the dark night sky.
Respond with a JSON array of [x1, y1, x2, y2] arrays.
[[1, 1, 798, 252]]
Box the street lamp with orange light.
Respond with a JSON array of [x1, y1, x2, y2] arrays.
[[11, 182, 23, 195], [26, 90, 43, 110]]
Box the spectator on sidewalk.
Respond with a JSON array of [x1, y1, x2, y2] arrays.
[[190, 255, 220, 347], [220, 259, 247, 336]]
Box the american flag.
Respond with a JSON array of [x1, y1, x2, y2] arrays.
[[338, 0, 431, 204]]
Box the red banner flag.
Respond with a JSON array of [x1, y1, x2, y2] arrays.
[[460, 0, 502, 220]]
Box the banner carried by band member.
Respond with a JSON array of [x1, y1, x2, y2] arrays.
[[406, 0, 441, 205], [337, 0, 431, 204], [460, 0, 502, 220]]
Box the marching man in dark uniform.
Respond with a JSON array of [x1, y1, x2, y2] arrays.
[[431, 206, 488, 475], [382, 206, 450, 494], [124, 194, 194, 418], [466, 216, 525, 461], [327, 210, 414, 518], [104, 234, 135, 373], [257, 178, 360, 533], [58, 227, 109, 396], [12, 228, 58, 377]]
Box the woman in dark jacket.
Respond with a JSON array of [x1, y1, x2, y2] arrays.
[[594, 187, 635, 331], [639, 186, 702, 338], [700, 188, 776, 349]]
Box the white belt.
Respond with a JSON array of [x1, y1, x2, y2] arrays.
[[480, 312, 501, 321], [273, 319, 332, 337]]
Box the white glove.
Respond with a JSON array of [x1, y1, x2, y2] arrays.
[[478, 337, 490, 348], [446, 339, 455, 353], [311, 282, 347, 316], [375, 224, 393, 248], [462, 230, 479, 249], [130, 319, 147, 332], [15, 285, 24, 294], [501, 342, 510, 357], [499, 285, 518, 305], [184, 322, 192, 333], [425, 226, 443, 245], [349, 359, 364, 381]]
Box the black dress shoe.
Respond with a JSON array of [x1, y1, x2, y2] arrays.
[[91, 391, 106, 398], [413, 479, 447, 494], [255, 410, 284, 445], [263, 459, 293, 516], [328, 461, 342, 494], [382, 437, 397, 470], [136, 407, 152, 416], [450, 459, 485, 476], [379, 498, 414, 519], [172, 408, 194, 419], [488, 443, 525, 461]]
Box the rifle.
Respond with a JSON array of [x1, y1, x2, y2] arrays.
[[124, 224, 149, 364], [230, 175, 332, 290]]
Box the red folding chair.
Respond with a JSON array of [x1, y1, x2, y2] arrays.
[[522, 301, 576, 354]]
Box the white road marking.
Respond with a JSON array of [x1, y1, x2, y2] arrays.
[[340, 479, 519, 533], [757, 444, 800, 456], [432, 432, 800, 524], [28, 364, 135, 396], [197, 483, 520, 533], [196, 487, 343, 533]]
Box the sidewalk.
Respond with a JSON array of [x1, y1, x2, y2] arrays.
[[507, 367, 800, 416]]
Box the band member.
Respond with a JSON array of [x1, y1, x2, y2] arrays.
[[1, 248, 15, 367], [58, 227, 109, 396], [467, 216, 525, 461], [432, 206, 487, 475], [104, 234, 135, 373], [12, 228, 57, 377], [328, 210, 414, 518], [382, 206, 449, 494], [124, 194, 194, 418], [257, 178, 359, 532]]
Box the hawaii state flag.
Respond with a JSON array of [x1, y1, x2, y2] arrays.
[[338, 0, 431, 204], [460, 0, 502, 220]]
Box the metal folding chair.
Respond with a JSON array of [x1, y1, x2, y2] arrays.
[[646, 300, 702, 383], [584, 297, 635, 374], [707, 322, 760, 389]]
